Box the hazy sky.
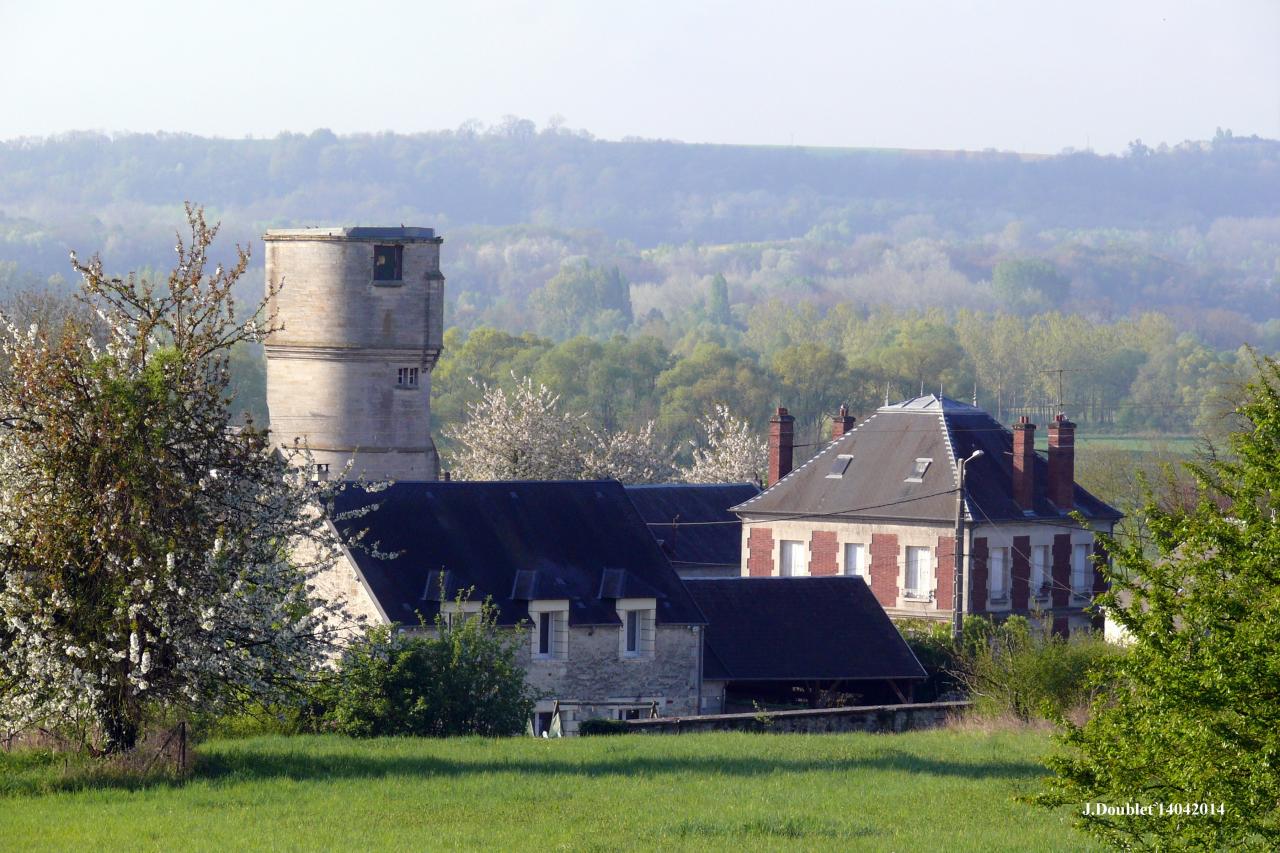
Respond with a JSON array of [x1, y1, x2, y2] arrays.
[[2, 0, 1277, 153]]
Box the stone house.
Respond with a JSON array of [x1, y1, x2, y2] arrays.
[[733, 395, 1122, 635], [324, 479, 709, 734]]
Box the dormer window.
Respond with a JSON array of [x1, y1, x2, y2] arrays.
[[396, 367, 419, 388], [529, 600, 569, 661], [616, 598, 656, 659], [373, 244, 403, 282], [826, 454, 854, 479], [905, 458, 932, 483]]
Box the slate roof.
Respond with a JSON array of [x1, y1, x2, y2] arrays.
[[624, 484, 759, 570], [329, 481, 706, 627], [734, 395, 1121, 524], [683, 577, 927, 682]]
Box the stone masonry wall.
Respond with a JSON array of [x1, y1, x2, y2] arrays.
[[623, 701, 971, 735], [520, 623, 702, 726]]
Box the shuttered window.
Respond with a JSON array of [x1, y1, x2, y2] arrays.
[[989, 547, 1009, 600], [1032, 545, 1051, 597]]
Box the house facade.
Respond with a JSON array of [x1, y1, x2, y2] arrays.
[[324, 480, 709, 734], [733, 396, 1122, 636]]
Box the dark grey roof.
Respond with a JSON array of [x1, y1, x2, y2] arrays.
[[734, 395, 1121, 524], [684, 578, 927, 682], [330, 481, 706, 627], [624, 484, 759, 569]]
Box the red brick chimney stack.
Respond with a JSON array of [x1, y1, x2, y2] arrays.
[[1047, 413, 1076, 510], [768, 406, 795, 486], [831, 403, 856, 439], [1011, 416, 1036, 511]]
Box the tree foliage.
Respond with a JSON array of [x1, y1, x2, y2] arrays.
[[0, 207, 346, 753], [316, 597, 536, 738], [1037, 355, 1280, 849], [681, 404, 767, 485]]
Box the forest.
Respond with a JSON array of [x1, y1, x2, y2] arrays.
[[1, 122, 1277, 460]]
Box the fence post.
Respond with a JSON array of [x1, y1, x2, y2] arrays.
[[178, 721, 187, 773]]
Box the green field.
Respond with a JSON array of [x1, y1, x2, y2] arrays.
[[0, 730, 1096, 852], [1035, 434, 1198, 454]]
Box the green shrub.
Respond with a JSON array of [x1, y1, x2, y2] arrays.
[[577, 718, 629, 736], [959, 615, 1121, 722], [315, 595, 537, 737]]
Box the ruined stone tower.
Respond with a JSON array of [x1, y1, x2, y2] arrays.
[[264, 227, 444, 481]]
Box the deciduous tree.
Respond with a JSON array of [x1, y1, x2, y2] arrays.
[[0, 206, 346, 753]]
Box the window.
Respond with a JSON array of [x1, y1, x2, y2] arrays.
[[905, 458, 932, 483], [617, 600, 656, 659], [396, 367, 419, 388], [989, 547, 1009, 601], [1032, 545, 1051, 598], [618, 707, 646, 721], [625, 610, 639, 653], [904, 546, 932, 598], [312, 462, 330, 483], [779, 540, 806, 576], [441, 601, 481, 628], [843, 542, 867, 578], [373, 244, 403, 282], [1072, 544, 1093, 595], [530, 601, 568, 660], [826, 454, 854, 479]]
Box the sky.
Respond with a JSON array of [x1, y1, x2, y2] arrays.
[[1, 0, 1277, 154]]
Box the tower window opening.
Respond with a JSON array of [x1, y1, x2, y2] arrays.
[[373, 245, 403, 282], [396, 367, 419, 388]]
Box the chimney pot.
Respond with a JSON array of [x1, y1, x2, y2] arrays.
[[768, 407, 796, 485], [831, 403, 857, 439]]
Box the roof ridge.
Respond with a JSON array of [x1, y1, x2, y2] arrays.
[[937, 409, 974, 522]]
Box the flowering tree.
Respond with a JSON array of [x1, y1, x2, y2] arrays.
[[444, 374, 669, 483], [680, 404, 767, 485], [0, 206, 347, 753]]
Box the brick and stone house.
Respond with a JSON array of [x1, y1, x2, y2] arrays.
[[733, 395, 1122, 635]]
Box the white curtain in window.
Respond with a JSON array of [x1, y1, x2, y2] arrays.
[[990, 548, 1008, 598], [780, 540, 805, 576], [905, 546, 931, 595], [1032, 545, 1049, 594], [844, 543, 867, 577], [1072, 544, 1092, 592]]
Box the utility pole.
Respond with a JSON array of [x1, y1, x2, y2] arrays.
[[953, 449, 984, 644]]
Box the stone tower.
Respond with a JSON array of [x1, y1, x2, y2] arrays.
[[264, 227, 444, 481]]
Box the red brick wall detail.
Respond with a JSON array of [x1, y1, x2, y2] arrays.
[[747, 528, 774, 577], [809, 531, 838, 576], [869, 533, 899, 607], [1051, 534, 1072, 607], [935, 535, 955, 610], [1011, 535, 1031, 610], [970, 537, 988, 613]]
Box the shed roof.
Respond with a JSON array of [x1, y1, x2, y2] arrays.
[[624, 483, 758, 570], [329, 481, 706, 628], [683, 577, 926, 682], [734, 395, 1121, 524]]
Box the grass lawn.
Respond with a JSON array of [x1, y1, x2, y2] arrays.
[[0, 729, 1096, 852]]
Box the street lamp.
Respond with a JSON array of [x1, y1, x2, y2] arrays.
[[952, 449, 984, 644]]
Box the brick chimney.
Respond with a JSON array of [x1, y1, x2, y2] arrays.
[[768, 407, 795, 485], [831, 404, 856, 439], [1011, 416, 1036, 511], [1047, 414, 1076, 510]]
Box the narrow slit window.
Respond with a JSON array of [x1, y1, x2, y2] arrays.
[[373, 244, 403, 281], [538, 612, 551, 656]]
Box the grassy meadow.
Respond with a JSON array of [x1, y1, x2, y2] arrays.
[[0, 729, 1096, 852]]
